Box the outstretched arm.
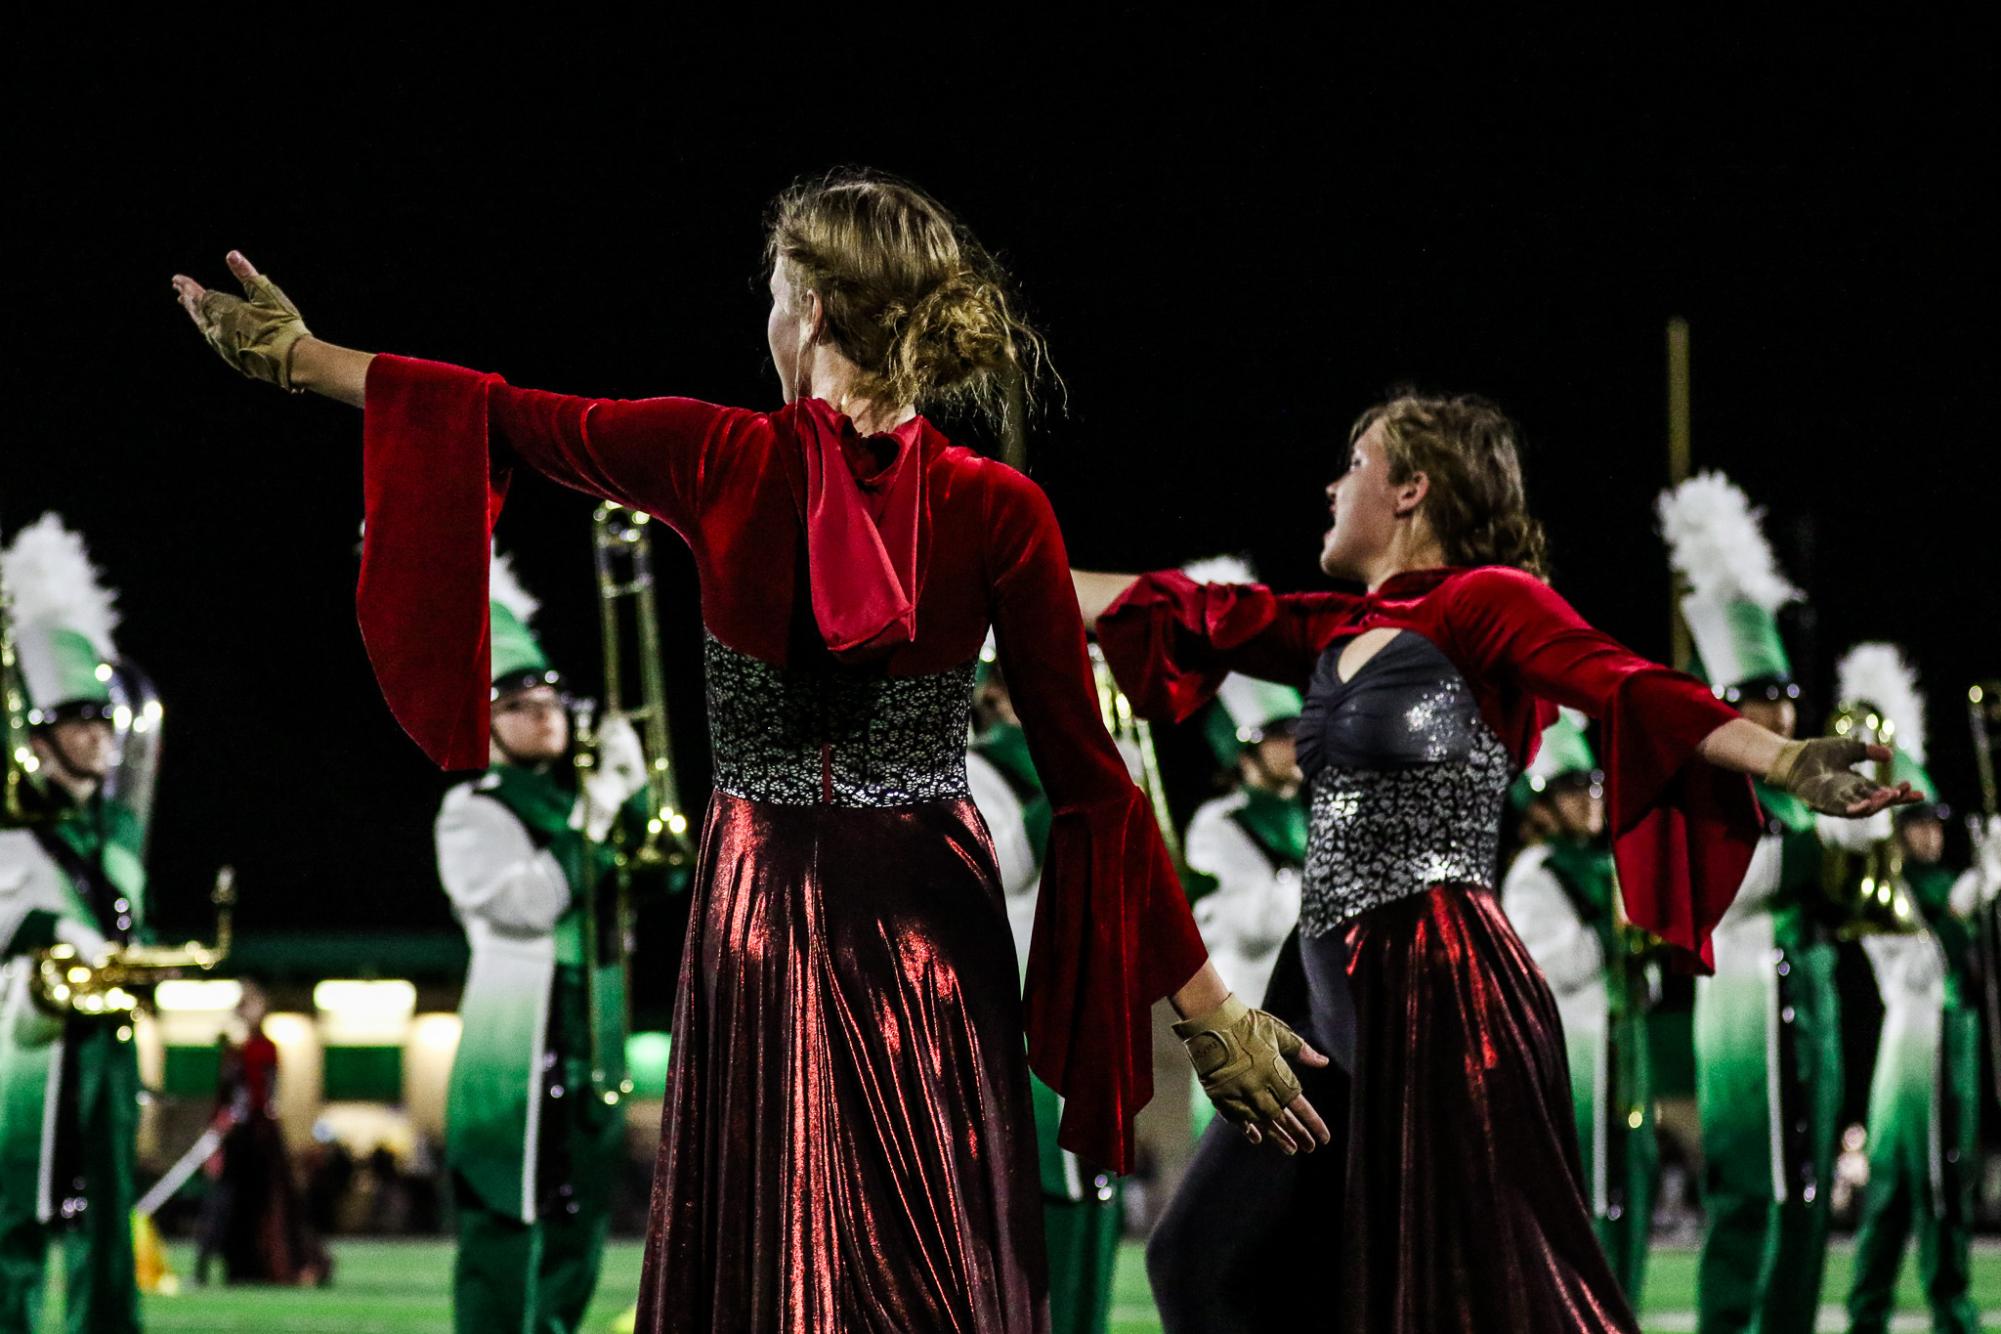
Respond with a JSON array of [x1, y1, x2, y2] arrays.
[[1073, 569, 1140, 625], [172, 252, 375, 406], [1696, 718, 1912, 817]]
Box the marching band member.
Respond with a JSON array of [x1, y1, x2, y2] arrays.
[[1661, 473, 1840, 1334], [966, 645, 1120, 1334], [0, 516, 150, 1334], [1837, 645, 1983, 1334], [433, 550, 647, 1334], [1501, 709, 1657, 1304]]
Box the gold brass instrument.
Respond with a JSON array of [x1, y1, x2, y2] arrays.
[[1969, 680, 1999, 831], [31, 867, 235, 1018], [1967, 680, 2001, 1103], [1820, 702, 1920, 937], [585, 504, 694, 870], [572, 504, 694, 1099], [1088, 642, 1184, 873]]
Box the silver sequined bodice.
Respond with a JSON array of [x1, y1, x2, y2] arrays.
[[1295, 632, 1511, 935], [704, 635, 976, 808]]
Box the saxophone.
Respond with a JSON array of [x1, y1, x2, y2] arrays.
[[31, 868, 235, 1018]]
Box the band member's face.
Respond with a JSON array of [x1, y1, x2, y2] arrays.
[[1549, 786, 1606, 840], [1243, 734, 1302, 793], [492, 687, 569, 763], [34, 718, 116, 783], [1320, 420, 1402, 578], [1898, 817, 1944, 866], [1738, 696, 1797, 740], [974, 678, 1019, 731]]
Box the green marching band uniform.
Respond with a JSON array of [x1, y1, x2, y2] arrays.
[[433, 552, 643, 1334], [0, 517, 148, 1334], [1181, 667, 1306, 1139], [1835, 644, 1985, 1334], [1500, 708, 1657, 1305], [1662, 473, 1842, 1334], [963, 640, 1120, 1334]]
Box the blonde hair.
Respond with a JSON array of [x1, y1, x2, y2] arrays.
[[1350, 392, 1550, 578], [765, 168, 1051, 426]]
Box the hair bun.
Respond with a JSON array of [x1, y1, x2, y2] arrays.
[[766, 169, 1053, 429]]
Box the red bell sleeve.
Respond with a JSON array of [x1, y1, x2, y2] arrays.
[[1441, 567, 1760, 966], [1093, 570, 1358, 723], [357, 354, 750, 769], [985, 473, 1209, 1175]]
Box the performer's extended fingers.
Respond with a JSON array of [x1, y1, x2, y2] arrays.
[[1295, 1040, 1331, 1070], [1862, 742, 1895, 764], [171, 275, 209, 325], [226, 249, 261, 287], [1272, 1105, 1316, 1153], [1845, 783, 1917, 817], [1258, 1116, 1299, 1156], [1287, 1091, 1332, 1146]]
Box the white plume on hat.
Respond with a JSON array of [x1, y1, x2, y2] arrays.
[[1836, 642, 1927, 764], [2, 514, 119, 646], [1181, 554, 1257, 587], [1656, 472, 1798, 611], [487, 546, 540, 623]]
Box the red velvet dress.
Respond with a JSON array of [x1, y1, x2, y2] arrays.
[[1098, 568, 1762, 1333], [354, 358, 1206, 1332]]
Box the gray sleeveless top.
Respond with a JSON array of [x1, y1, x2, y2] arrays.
[[1293, 632, 1511, 935]]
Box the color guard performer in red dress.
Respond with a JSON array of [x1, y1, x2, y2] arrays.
[[169, 170, 1327, 1332], [1077, 393, 1914, 1333]]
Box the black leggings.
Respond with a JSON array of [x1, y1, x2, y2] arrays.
[[1145, 932, 1352, 1333]]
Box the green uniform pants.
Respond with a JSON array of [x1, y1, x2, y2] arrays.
[[1695, 938, 1842, 1334], [450, 1034, 622, 1334], [1029, 1069, 1122, 1334], [1846, 1005, 1981, 1334], [452, 1181, 614, 1334], [1571, 1014, 1657, 1305], [1043, 1185, 1121, 1334], [0, 1024, 142, 1334]]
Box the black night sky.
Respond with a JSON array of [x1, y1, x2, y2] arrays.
[[10, 19, 1996, 978]]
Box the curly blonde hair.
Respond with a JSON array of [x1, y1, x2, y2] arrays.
[[1351, 392, 1550, 578], [765, 168, 1051, 426]]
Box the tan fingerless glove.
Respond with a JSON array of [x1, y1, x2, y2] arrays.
[[196, 272, 312, 390], [1172, 993, 1304, 1124], [1769, 736, 1875, 815]]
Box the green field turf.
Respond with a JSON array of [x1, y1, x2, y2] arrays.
[[31, 1237, 2001, 1331]]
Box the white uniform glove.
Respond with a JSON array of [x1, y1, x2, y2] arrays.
[[53, 917, 108, 958], [577, 715, 649, 842]]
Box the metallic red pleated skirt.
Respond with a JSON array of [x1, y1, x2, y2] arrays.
[[1338, 885, 1639, 1334], [633, 791, 1047, 1333]]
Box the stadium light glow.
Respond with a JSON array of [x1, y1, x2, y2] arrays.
[[153, 979, 243, 1012]]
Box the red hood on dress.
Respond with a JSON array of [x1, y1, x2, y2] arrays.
[[791, 397, 929, 663]]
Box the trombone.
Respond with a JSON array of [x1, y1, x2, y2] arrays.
[[1087, 642, 1184, 874], [586, 503, 694, 870], [1968, 680, 2001, 1102], [573, 503, 695, 1098]]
